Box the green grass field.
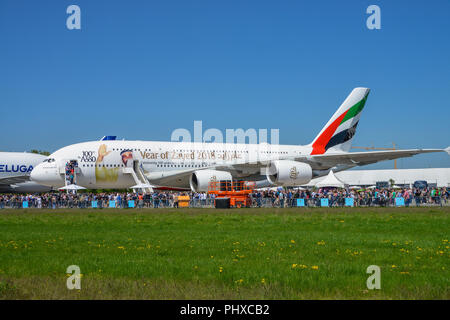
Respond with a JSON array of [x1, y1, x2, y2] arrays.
[[0, 207, 448, 299]]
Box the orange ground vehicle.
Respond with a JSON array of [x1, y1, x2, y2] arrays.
[[208, 180, 256, 208], [178, 195, 190, 207]]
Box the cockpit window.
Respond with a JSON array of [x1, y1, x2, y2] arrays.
[[43, 158, 55, 163]]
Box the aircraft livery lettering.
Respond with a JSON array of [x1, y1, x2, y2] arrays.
[[0, 165, 33, 173], [139, 150, 242, 161], [80, 151, 97, 162]]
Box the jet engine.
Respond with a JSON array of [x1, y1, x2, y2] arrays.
[[189, 169, 232, 192], [266, 160, 312, 186]]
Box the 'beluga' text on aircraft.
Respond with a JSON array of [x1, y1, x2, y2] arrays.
[[30, 88, 450, 192], [0, 152, 51, 193]]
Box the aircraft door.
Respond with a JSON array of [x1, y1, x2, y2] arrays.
[[64, 160, 78, 185]]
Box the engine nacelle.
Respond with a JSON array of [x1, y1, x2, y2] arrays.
[[189, 169, 232, 192], [266, 160, 312, 186]]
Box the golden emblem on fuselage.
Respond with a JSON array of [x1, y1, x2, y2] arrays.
[[289, 167, 299, 180]]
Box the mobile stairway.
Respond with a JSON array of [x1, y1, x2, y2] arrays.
[[123, 160, 154, 194]]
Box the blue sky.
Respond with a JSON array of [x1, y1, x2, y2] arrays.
[[1, 0, 449, 169]]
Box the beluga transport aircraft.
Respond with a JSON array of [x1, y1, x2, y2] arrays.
[[0, 152, 52, 193], [30, 88, 450, 192]]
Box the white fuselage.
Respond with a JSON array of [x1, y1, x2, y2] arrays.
[[30, 140, 313, 190], [0, 152, 52, 193]]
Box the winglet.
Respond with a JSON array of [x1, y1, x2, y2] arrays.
[[445, 146, 450, 155]]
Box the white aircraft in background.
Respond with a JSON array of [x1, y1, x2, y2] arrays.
[[30, 88, 449, 192], [0, 152, 52, 193]]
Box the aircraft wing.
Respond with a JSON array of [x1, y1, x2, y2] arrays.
[[0, 175, 31, 186], [213, 148, 448, 172], [294, 148, 447, 170]]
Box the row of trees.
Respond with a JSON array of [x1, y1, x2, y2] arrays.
[[29, 150, 50, 156]]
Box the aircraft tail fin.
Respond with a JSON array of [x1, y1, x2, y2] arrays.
[[310, 87, 370, 155]]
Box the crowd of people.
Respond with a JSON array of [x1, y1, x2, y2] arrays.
[[0, 191, 212, 209], [65, 161, 77, 185], [0, 187, 448, 209], [276, 187, 449, 207]]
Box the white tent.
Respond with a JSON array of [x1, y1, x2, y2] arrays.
[[130, 183, 154, 193], [255, 187, 283, 192], [315, 170, 347, 188], [59, 184, 86, 190], [349, 185, 362, 189], [130, 183, 153, 189]]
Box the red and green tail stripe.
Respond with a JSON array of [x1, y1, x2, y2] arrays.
[[311, 97, 367, 155]]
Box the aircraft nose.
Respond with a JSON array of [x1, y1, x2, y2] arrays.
[[30, 164, 45, 183], [30, 163, 62, 187]]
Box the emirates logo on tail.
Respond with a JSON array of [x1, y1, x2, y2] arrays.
[[347, 125, 357, 139]]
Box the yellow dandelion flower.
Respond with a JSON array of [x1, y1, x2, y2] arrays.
[[261, 278, 266, 284], [311, 265, 319, 270]]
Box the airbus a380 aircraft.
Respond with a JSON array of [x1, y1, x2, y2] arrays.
[[30, 88, 449, 192]]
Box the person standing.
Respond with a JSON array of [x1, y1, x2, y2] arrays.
[[173, 193, 179, 208], [279, 191, 285, 208], [138, 193, 144, 208]]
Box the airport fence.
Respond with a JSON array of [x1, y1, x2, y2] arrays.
[[0, 195, 448, 209], [251, 196, 448, 208]]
